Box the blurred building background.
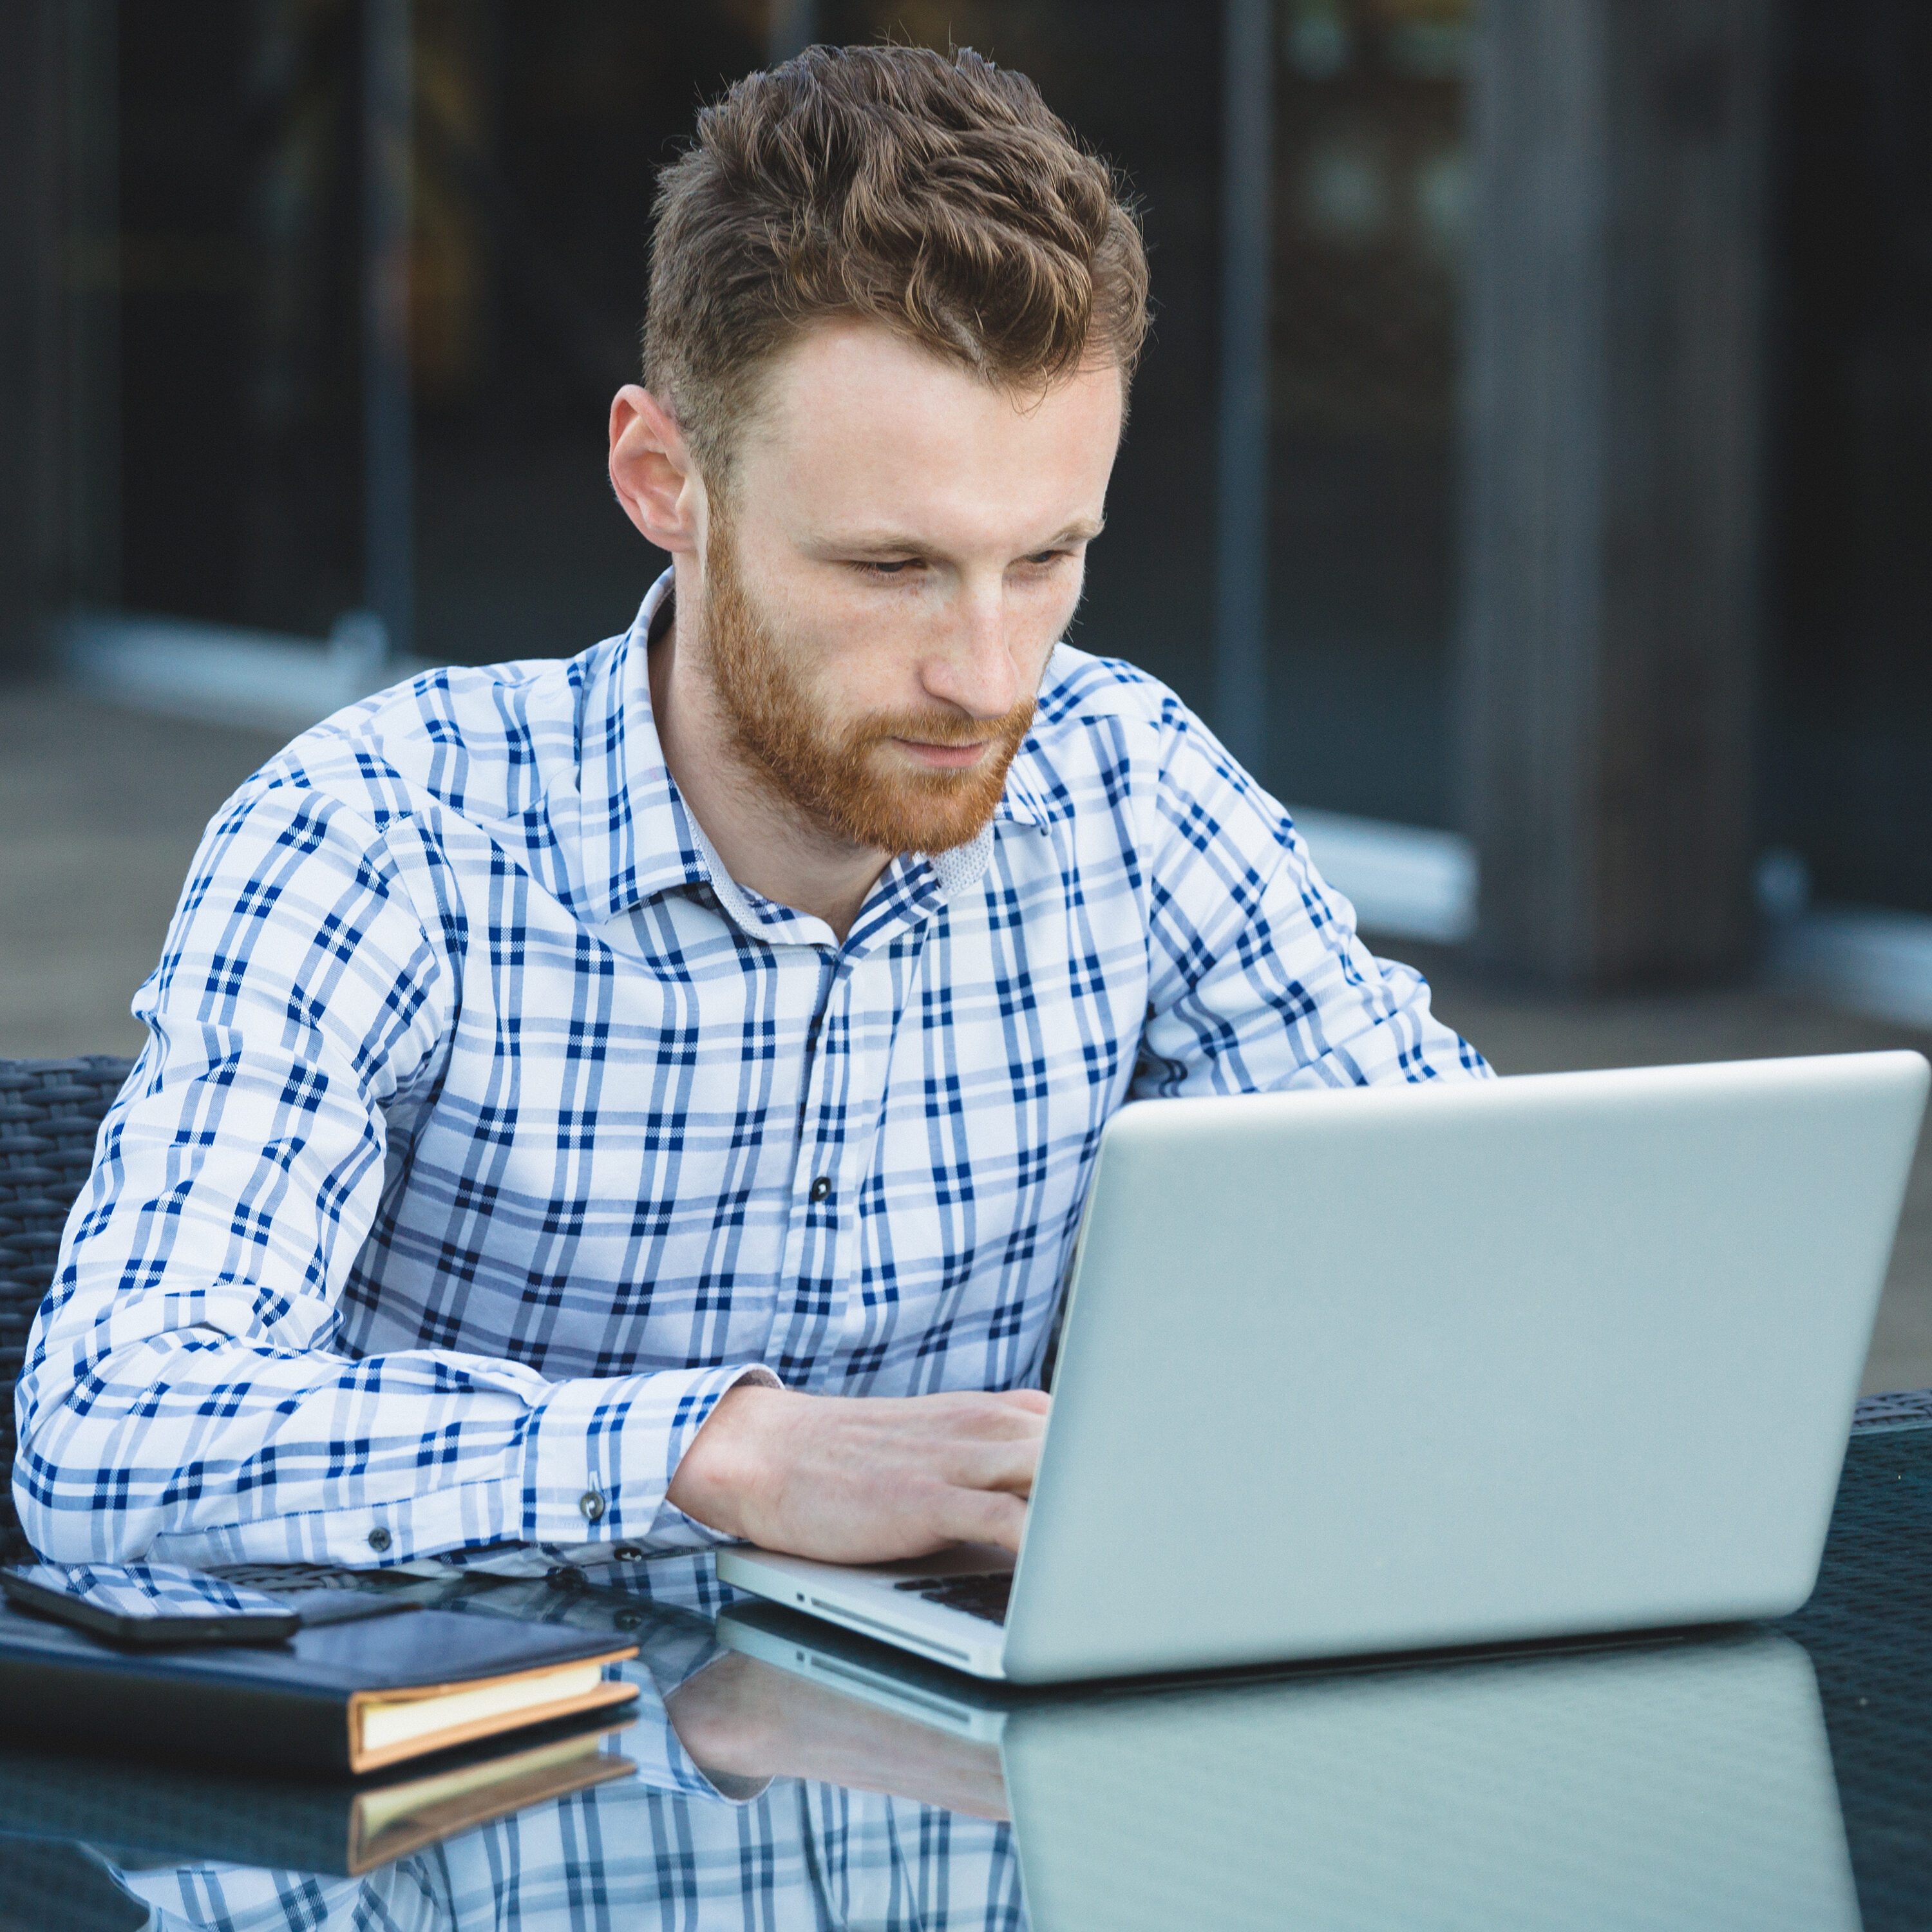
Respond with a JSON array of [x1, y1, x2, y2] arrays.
[[1, 0, 1929, 1385]]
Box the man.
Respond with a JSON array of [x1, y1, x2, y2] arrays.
[[17, 45, 1484, 1575]]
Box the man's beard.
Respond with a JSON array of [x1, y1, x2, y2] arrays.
[[697, 512, 1036, 857]]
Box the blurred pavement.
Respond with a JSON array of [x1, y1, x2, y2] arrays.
[[3, 686, 289, 1061], [5, 683, 1929, 1394]]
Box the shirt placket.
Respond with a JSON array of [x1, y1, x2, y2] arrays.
[[766, 866, 938, 1378], [768, 945, 849, 1376]]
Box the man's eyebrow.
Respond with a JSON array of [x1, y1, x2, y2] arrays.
[[823, 516, 1106, 554], [1037, 515, 1106, 547]]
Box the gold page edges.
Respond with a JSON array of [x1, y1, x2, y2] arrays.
[[347, 1723, 638, 1873], [345, 1646, 639, 1773]]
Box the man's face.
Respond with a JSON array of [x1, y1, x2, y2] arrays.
[[690, 319, 1124, 856]]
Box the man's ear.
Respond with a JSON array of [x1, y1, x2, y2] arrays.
[[609, 384, 705, 555]]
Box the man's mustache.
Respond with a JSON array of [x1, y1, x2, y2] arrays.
[[851, 703, 1036, 750]]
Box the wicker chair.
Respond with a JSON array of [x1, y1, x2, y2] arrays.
[[0, 1057, 136, 1561]]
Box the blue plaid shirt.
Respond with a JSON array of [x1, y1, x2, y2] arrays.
[[17, 571, 1485, 1568], [122, 1783, 1023, 1931]]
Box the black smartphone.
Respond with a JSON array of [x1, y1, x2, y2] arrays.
[[1, 1562, 301, 1647]]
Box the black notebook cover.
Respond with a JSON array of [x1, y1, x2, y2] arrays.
[[0, 1595, 638, 1773]]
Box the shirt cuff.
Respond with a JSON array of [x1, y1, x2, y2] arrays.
[[521, 1362, 780, 1550]]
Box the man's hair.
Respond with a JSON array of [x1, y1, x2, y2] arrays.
[[643, 43, 1149, 478]]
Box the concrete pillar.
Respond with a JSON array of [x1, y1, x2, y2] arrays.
[[1213, 0, 1274, 776], [363, 0, 415, 661], [1457, 0, 1774, 984]]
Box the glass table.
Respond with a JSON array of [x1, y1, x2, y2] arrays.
[[3, 1409, 1928, 1931]]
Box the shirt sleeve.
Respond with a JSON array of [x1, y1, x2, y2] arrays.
[[12, 779, 774, 1569], [1133, 698, 1490, 1096]]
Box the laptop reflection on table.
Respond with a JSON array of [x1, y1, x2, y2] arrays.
[[717, 1600, 1859, 1932]]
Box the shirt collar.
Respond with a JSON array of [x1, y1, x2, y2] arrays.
[[578, 570, 1060, 929], [993, 751, 1054, 832], [576, 573, 712, 923], [992, 643, 1085, 834]]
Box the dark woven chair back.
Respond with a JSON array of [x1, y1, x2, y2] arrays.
[[0, 1057, 136, 1561]]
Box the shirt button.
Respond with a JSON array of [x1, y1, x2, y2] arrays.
[[809, 1176, 832, 1203], [579, 1489, 607, 1523], [367, 1526, 392, 1553]]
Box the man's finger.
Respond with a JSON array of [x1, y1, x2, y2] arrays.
[[990, 1387, 1052, 1416], [938, 1486, 1030, 1554], [927, 1390, 1051, 1438], [941, 1432, 1046, 1494]]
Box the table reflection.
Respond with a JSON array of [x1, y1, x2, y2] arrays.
[[0, 1558, 1861, 1931]]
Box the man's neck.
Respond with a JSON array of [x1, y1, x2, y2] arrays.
[[647, 609, 891, 944]]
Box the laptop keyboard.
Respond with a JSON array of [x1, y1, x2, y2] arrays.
[[892, 1571, 1013, 1625]]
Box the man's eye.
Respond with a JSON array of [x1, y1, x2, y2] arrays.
[[1023, 551, 1068, 569], [858, 558, 920, 576]]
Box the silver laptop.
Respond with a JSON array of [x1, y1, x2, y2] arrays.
[[718, 1052, 1929, 1683], [715, 1602, 1860, 1931]]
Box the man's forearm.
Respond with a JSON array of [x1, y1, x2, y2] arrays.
[[14, 1320, 773, 1566]]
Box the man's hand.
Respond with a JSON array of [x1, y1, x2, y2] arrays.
[[667, 1650, 1009, 1819], [667, 1384, 1050, 1562]]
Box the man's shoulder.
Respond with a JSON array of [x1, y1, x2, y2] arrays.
[[236, 638, 615, 833]]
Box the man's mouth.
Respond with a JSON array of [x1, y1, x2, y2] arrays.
[[890, 737, 991, 772]]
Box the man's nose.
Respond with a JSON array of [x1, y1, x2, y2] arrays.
[[921, 583, 1019, 720]]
